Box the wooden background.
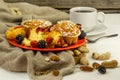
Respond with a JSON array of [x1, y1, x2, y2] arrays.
[[4, 0, 120, 13]]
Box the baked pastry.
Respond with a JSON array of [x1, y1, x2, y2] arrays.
[[21, 19, 52, 29], [6, 20, 80, 48], [5, 26, 26, 40], [28, 27, 46, 42], [21, 19, 62, 48], [50, 20, 81, 44], [21, 19, 52, 40], [45, 31, 61, 48], [22, 38, 31, 47]]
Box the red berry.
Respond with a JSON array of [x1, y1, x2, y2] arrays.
[[44, 28, 49, 32], [46, 37, 53, 44], [36, 27, 43, 33], [30, 40, 38, 48]]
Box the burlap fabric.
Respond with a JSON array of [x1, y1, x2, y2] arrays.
[[0, 0, 75, 80]]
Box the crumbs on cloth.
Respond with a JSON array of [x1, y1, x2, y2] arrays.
[[9, 7, 22, 15]]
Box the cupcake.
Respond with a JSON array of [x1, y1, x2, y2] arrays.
[[50, 20, 81, 45], [21, 19, 52, 37], [21, 19, 52, 29], [21, 19, 52, 41]]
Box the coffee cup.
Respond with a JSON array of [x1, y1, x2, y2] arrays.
[[70, 7, 105, 32]]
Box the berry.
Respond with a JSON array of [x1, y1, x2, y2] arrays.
[[36, 27, 43, 33], [16, 34, 24, 44], [30, 40, 38, 48], [38, 40, 46, 48], [36, 27, 49, 33], [46, 37, 53, 44], [78, 30, 86, 39], [98, 66, 106, 74]]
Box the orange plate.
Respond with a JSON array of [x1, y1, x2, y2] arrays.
[[7, 38, 86, 51]]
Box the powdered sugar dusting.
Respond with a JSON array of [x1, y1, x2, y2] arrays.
[[51, 20, 81, 36]]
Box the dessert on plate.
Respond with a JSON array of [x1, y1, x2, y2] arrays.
[[5, 19, 83, 49], [50, 20, 81, 45]]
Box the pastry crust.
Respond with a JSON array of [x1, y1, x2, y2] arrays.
[[51, 20, 81, 44], [21, 19, 52, 29]]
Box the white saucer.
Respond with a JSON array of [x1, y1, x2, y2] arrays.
[[86, 24, 107, 36]]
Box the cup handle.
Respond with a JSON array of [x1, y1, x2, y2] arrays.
[[97, 12, 105, 24]]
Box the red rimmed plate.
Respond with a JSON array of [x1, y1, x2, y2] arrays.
[[7, 38, 86, 51]]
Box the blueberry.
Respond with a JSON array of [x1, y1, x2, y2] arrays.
[[78, 30, 87, 39], [16, 34, 24, 44], [38, 40, 46, 48], [98, 66, 106, 74]]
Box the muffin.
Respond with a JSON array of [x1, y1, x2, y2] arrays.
[[21, 19, 52, 40], [50, 20, 81, 45], [21, 19, 52, 29], [21, 19, 52, 37]]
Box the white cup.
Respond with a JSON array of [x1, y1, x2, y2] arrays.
[[70, 7, 105, 32]]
